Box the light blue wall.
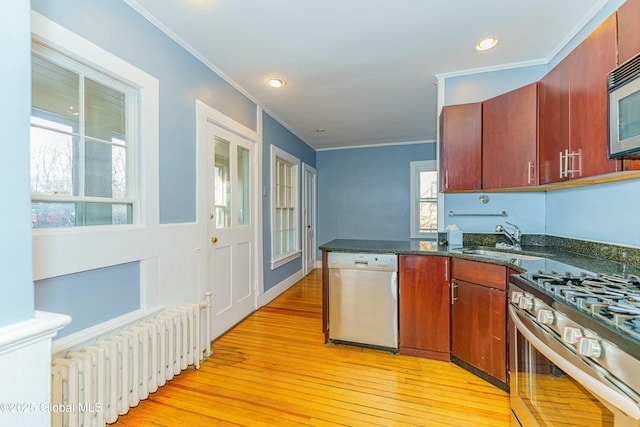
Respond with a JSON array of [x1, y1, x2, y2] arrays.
[[262, 112, 316, 292], [27, 0, 268, 329], [0, 1, 33, 327], [317, 142, 436, 251], [35, 263, 140, 338], [32, 0, 257, 224], [546, 179, 640, 247], [444, 192, 545, 235], [445, 64, 548, 106]]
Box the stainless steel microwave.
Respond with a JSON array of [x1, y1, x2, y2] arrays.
[[608, 52, 640, 159]]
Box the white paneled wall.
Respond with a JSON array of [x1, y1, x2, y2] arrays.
[[34, 222, 206, 317]]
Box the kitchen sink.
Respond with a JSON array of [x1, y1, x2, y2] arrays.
[[461, 248, 548, 260]]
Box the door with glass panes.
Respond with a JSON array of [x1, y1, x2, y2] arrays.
[[207, 123, 255, 339]]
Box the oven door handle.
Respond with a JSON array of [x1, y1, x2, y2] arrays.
[[510, 305, 640, 421]]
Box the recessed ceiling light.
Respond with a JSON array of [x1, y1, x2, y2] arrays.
[[268, 78, 286, 88], [476, 37, 498, 51]]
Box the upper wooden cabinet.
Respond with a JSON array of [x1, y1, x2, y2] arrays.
[[569, 13, 619, 179], [618, 0, 640, 64], [539, 56, 571, 185], [482, 83, 538, 189], [440, 103, 482, 191]]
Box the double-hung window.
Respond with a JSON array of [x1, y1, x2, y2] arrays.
[[30, 41, 137, 228], [271, 146, 300, 269], [410, 160, 438, 238]]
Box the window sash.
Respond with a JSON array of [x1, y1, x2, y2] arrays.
[[410, 160, 438, 238], [271, 147, 301, 269], [31, 41, 137, 228]]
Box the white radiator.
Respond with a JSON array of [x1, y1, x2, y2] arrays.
[[50, 295, 212, 427]]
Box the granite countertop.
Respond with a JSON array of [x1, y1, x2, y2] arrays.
[[319, 238, 640, 279]]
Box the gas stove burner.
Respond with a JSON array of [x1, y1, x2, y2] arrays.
[[607, 301, 640, 316], [528, 268, 640, 339]]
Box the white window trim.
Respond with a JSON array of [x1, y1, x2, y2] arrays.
[[410, 160, 438, 239], [270, 146, 301, 270], [31, 12, 159, 281]]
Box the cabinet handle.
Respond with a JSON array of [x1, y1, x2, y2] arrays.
[[444, 259, 449, 282], [527, 161, 535, 185], [560, 150, 572, 178], [451, 282, 457, 305], [445, 170, 449, 189], [566, 149, 582, 177]]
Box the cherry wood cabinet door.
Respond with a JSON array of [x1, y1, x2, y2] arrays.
[[399, 255, 450, 361], [539, 56, 571, 185], [451, 279, 507, 383], [569, 13, 619, 178], [440, 103, 482, 191], [482, 83, 538, 189], [618, 0, 640, 64]]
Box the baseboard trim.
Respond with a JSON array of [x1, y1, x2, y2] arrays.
[[259, 269, 304, 307]]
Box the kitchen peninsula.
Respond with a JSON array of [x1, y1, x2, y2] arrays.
[[320, 237, 640, 390]]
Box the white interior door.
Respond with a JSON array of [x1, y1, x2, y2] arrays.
[[207, 123, 255, 339], [302, 163, 317, 275]]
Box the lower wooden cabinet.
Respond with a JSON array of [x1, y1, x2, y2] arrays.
[[450, 259, 508, 388], [399, 255, 450, 361]]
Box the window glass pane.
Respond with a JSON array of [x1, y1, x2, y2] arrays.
[[30, 123, 77, 196], [419, 201, 438, 232], [416, 167, 438, 235], [275, 222, 282, 256], [237, 146, 250, 225], [31, 55, 80, 132], [214, 137, 230, 228], [112, 145, 127, 199], [85, 78, 126, 142], [31, 202, 77, 228], [31, 202, 132, 228], [288, 209, 295, 249], [85, 140, 114, 197], [112, 203, 133, 225], [419, 170, 438, 199]]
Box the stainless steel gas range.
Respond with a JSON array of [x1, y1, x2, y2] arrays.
[[509, 268, 640, 427]]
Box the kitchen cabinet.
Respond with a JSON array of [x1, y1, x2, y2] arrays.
[[539, 56, 571, 185], [399, 255, 450, 361], [569, 13, 619, 178], [539, 13, 638, 183], [617, 0, 640, 64], [482, 83, 538, 189], [450, 258, 508, 387], [440, 103, 482, 191]]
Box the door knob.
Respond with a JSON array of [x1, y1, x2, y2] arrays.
[[211, 237, 218, 244]]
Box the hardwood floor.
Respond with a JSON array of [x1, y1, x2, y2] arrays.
[[113, 269, 510, 426]]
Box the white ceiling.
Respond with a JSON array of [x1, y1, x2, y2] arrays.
[[125, 0, 606, 150]]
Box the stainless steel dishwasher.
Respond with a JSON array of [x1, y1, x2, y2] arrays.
[[328, 252, 399, 351]]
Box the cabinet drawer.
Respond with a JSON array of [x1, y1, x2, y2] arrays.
[[451, 258, 506, 290]]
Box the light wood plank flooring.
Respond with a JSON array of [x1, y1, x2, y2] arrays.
[[113, 269, 510, 426]]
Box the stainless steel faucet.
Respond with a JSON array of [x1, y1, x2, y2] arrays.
[[495, 221, 521, 250]]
